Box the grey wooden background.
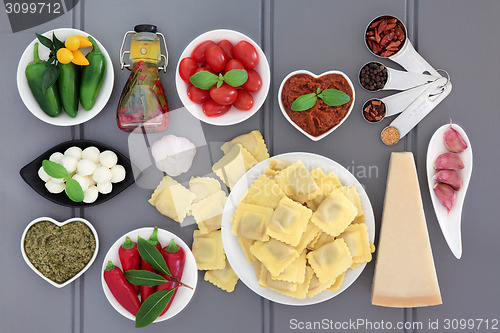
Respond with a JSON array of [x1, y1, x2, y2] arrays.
[[2, 0, 499, 332]]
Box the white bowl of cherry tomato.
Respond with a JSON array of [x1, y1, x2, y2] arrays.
[[176, 29, 270, 126]]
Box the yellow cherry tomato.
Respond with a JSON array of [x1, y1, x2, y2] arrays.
[[76, 35, 92, 49], [71, 50, 89, 66], [57, 48, 74, 64], [64, 36, 80, 51]]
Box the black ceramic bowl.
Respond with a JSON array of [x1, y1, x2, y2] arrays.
[[20, 139, 136, 207]]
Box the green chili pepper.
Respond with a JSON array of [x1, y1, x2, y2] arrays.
[[80, 36, 106, 110], [58, 62, 80, 118], [25, 43, 62, 117]]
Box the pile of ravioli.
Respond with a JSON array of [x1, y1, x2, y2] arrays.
[[232, 159, 375, 300], [149, 131, 269, 293]]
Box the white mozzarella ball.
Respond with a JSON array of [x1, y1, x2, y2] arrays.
[[38, 166, 51, 182], [83, 185, 99, 203], [49, 152, 64, 164], [92, 166, 112, 183], [61, 156, 78, 173], [77, 159, 97, 176], [110, 165, 126, 183], [72, 174, 89, 192], [87, 176, 96, 187], [50, 177, 65, 184], [97, 181, 113, 194], [64, 146, 82, 160], [99, 150, 118, 168], [45, 181, 65, 194], [81, 146, 100, 164]]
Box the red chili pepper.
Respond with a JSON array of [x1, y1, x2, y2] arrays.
[[103, 261, 141, 316], [157, 239, 185, 316], [140, 227, 162, 303], [118, 236, 141, 294]]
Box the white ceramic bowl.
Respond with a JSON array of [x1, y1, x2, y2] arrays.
[[17, 28, 114, 126], [278, 70, 356, 141], [20, 216, 99, 288], [176, 29, 270, 126], [101, 227, 197, 322], [221, 152, 375, 306]]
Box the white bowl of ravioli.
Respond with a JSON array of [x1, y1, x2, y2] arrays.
[[220, 152, 375, 306]]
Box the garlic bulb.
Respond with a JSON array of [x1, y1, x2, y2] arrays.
[[151, 135, 197, 177]]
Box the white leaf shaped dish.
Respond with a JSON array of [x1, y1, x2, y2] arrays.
[[427, 124, 473, 259]]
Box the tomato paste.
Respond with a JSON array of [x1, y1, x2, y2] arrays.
[[281, 73, 353, 137]]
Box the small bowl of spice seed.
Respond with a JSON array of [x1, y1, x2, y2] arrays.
[[21, 216, 98, 288], [359, 62, 388, 92]]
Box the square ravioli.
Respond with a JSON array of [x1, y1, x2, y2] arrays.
[[307, 238, 352, 283], [221, 130, 269, 162], [307, 271, 338, 298], [328, 272, 345, 292], [213, 143, 257, 189], [271, 250, 307, 284], [258, 265, 298, 293], [149, 176, 195, 223], [250, 238, 299, 276], [307, 232, 335, 251], [243, 174, 283, 209], [189, 177, 222, 203], [267, 196, 312, 246], [204, 259, 239, 293], [310, 191, 357, 236], [190, 190, 227, 234], [338, 185, 364, 218], [274, 160, 321, 203], [338, 223, 372, 264], [263, 265, 314, 300], [294, 223, 321, 254], [231, 203, 273, 241], [192, 230, 226, 270], [306, 169, 342, 211]]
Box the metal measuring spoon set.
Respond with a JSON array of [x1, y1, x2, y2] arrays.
[[360, 15, 452, 145]]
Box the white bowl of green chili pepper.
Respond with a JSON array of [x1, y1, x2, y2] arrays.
[[17, 28, 114, 126], [20, 216, 99, 288]]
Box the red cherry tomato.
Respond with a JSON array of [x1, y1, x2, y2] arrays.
[[225, 59, 245, 72], [187, 85, 210, 104], [202, 99, 231, 117], [210, 83, 238, 105], [242, 69, 262, 92], [205, 45, 227, 73], [191, 40, 215, 63], [233, 89, 254, 111], [178, 57, 198, 82], [217, 40, 234, 60], [233, 41, 259, 69], [194, 67, 216, 75]]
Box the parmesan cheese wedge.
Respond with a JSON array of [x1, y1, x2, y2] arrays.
[[372, 152, 442, 308]]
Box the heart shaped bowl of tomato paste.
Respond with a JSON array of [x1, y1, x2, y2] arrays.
[[278, 70, 355, 141], [176, 29, 270, 126], [17, 28, 114, 127], [101, 227, 198, 322], [19, 139, 136, 208], [21, 216, 99, 288]]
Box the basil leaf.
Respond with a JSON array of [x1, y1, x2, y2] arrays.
[[189, 71, 218, 90], [124, 270, 169, 287], [42, 64, 59, 93], [135, 289, 175, 328], [42, 160, 68, 179], [137, 236, 171, 277], [65, 178, 84, 202], [52, 32, 65, 50], [224, 69, 248, 87], [35, 33, 53, 50], [317, 89, 350, 106], [291, 93, 318, 111]]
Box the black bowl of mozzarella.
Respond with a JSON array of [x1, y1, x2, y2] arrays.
[[20, 140, 135, 207]]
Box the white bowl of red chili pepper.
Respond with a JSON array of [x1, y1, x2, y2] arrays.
[[101, 227, 197, 323], [278, 70, 355, 141]]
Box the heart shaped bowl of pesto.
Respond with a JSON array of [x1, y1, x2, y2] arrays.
[[21, 216, 99, 288]]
